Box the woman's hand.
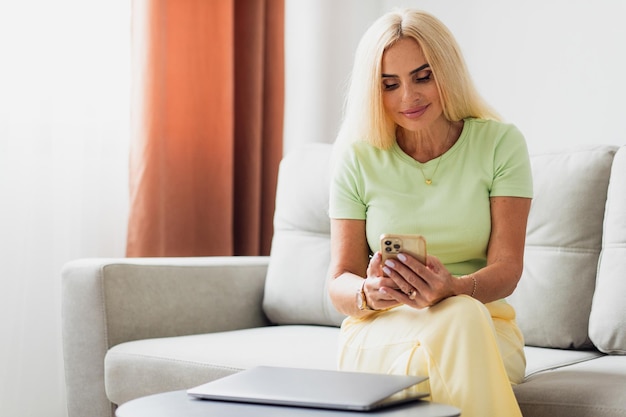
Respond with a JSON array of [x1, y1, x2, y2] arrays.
[[380, 252, 460, 309], [360, 252, 402, 311]]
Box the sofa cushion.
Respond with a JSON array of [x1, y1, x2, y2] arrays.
[[104, 325, 339, 406], [508, 145, 618, 349], [590, 145, 626, 354], [263, 143, 345, 326], [522, 346, 604, 378], [513, 355, 626, 417]]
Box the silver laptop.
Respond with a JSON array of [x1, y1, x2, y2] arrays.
[[187, 366, 429, 411]]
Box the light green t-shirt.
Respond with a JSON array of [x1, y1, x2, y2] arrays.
[[329, 118, 533, 276]]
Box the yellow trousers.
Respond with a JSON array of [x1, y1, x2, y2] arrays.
[[338, 295, 524, 417]]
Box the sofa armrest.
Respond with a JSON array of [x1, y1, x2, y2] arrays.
[[61, 256, 270, 417]]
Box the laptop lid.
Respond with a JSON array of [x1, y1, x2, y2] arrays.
[[186, 366, 429, 411]]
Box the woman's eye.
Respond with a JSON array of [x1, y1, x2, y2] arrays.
[[383, 82, 399, 91], [414, 72, 432, 83]]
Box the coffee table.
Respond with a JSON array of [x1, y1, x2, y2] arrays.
[[116, 390, 460, 417]]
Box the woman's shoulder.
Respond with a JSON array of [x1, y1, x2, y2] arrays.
[[465, 119, 524, 142], [332, 140, 381, 173], [465, 118, 522, 136], [462, 119, 530, 172], [336, 140, 389, 161], [463, 118, 526, 148]]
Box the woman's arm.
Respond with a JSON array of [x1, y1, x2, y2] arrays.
[[330, 196, 531, 312], [473, 196, 532, 302], [328, 219, 400, 315], [372, 196, 532, 307]]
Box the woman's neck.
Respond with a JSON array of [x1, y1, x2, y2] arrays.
[[396, 120, 462, 163]]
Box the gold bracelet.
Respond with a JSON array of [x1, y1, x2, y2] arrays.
[[470, 275, 477, 297], [461, 274, 477, 298]]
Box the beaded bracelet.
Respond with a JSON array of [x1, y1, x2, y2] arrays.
[[460, 274, 477, 298]]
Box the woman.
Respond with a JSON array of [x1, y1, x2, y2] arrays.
[[328, 9, 532, 417]]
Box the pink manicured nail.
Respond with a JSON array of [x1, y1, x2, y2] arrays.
[[397, 253, 407, 262]]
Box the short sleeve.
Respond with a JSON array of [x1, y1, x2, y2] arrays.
[[491, 125, 534, 198], [329, 147, 367, 220]]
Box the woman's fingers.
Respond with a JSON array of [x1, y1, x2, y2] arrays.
[[382, 253, 456, 307], [382, 257, 427, 294]]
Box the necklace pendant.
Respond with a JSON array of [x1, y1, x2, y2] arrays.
[[425, 179, 432, 185]]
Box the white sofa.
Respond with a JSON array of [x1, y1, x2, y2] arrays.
[[62, 143, 626, 417]]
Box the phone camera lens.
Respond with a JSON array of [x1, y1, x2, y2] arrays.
[[393, 244, 401, 250], [384, 240, 392, 246], [384, 247, 392, 252]]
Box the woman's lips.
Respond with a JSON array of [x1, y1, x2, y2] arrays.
[[401, 105, 429, 119]]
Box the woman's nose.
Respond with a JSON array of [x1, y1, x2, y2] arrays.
[[401, 82, 420, 103]]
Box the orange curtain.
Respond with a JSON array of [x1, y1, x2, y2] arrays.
[[127, 0, 284, 257]]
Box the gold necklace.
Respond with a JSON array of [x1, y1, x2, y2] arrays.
[[419, 157, 443, 185], [418, 122, 453, 185]]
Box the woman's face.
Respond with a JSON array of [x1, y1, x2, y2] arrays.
[[381, 37, 444, 132]]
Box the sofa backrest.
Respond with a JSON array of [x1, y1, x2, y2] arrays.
[[262, 142, 626, 353], [263, 143, 345, 326], [507, 145, 618, 349], [589, 146, 626, 354]]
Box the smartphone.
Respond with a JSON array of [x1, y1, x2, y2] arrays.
[[380, 233, 427, 265]]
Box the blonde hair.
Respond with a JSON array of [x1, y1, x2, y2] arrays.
[[336, 9, 499, 150]]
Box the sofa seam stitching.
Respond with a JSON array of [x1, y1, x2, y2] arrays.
[[106, 351, 246, 372]]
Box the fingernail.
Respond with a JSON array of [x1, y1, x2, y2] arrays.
[[397, 253, 407, 262], [384, 260, 395, 267], [382, 266, 391, 276]]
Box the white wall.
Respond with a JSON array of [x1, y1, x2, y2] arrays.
[[285, 0, 626, 155], [0, 2, 130, 417], [283, 0, 380, 154]]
